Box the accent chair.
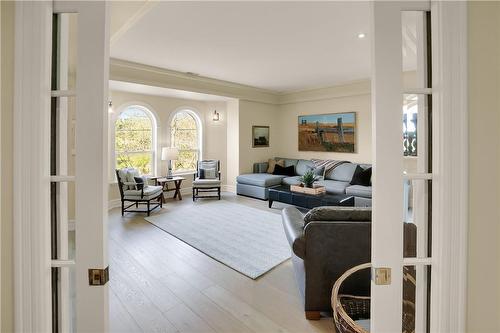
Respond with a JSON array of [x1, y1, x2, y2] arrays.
[[192, 160, 221, 201], [116, 168, 163, 216]]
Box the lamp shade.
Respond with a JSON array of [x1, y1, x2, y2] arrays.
[[161, 147, 179, 161]]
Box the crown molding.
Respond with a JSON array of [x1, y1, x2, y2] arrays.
[[110, 58, 280, 104], [110, 58, 374, 105], [277, 80, 371, 104]]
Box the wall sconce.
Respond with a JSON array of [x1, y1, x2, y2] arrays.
[[108, 100, 113, 114], [212, 110, 220, 121]]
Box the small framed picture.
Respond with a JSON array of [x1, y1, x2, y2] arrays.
[[252, 125, 270, 148]]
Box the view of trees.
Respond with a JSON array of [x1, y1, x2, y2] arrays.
[[115, 107, 200, 176], [115, 107, 153, 175], [170, 111, 199, 172]]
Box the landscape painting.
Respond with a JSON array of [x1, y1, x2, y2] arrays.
[[298, 112, 356, 152]]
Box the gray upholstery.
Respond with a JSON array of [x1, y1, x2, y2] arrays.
[[253, 162, 269, 173], [346, 185, 372, 198], [296, 159, 314, 176], [123, 185, 163, 200], [318, 179, 350, 194], [192, 178, 221, 187], [281, 176, 302, 186], [281, 207, 306, 259], [325, 162, 357, 182], [236, 183, 272, 200], [304, 206, 372, 223], [281, 207, 372, 314], [236, 173, 285, 187], [237, 159, 373, 207]]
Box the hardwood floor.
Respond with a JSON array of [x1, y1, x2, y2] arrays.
[[108, 192, 335, 333]]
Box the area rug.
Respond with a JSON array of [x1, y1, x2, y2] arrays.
[[144, 200, 291, 279]]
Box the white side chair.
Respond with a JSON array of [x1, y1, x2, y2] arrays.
[[192, 160, 221, 201]]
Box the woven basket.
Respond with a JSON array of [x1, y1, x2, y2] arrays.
[[331, 263, 416, 333]]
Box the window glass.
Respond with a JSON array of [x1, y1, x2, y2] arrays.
[[115, 106, 154, 174], [170, 111, 199, 172]]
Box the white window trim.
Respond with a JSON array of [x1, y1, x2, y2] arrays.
[[110, 102, 159, 180], [167, 107, 203, 175]]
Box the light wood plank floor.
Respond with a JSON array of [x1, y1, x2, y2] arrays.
[[109, 192, 335, 333]]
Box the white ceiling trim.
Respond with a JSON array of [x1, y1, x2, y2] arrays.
[[110, 58, 373, 105]]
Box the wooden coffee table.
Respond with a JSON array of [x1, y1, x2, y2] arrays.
[[150, 176, 185, 202], [268, 185, 354, 209]]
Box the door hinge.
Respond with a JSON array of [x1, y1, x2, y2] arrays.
[[372, 267, 391, 285], [88, 266, 109, 286]]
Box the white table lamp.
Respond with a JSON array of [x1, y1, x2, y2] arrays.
[[161, 147, 179, 178]]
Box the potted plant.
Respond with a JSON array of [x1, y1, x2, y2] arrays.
[[300, 170, 320, 188]]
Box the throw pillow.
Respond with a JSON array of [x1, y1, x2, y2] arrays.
[[273, 164, 295, 176], [134, 176, 145, 190], [125, 169, 140, 190], [203, 168, 217, 179], [199, 169, 206, 179], [267, 159, 284, 173], [350, 166, 372, 186]]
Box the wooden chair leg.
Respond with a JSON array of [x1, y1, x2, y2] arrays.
[[218, 187, 221, 200], [147, 201, 150, 216], [305, 311, 321, 320], [159, 195, 163, 208], [192, 187, 195, 201], [121, 201, 124, 216]]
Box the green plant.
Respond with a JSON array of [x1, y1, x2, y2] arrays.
[[300, 170, 320, 188]]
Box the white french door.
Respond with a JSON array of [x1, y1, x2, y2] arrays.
[[14, 1, 109, 332], [370, 1, 468, 332]]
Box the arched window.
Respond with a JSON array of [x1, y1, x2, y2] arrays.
[[170, 110, 201, 173], [115, 105, 156, 175]]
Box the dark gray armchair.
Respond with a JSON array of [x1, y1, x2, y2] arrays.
[[281, 206, 417, 320], [281, 206, 372, 320]]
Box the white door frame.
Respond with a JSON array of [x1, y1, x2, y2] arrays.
[[13, 1, 467, 332], [13, 1, 110, 332], [370, 1, 468, 332]]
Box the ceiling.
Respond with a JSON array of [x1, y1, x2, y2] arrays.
[[110, 1, 417, 93]]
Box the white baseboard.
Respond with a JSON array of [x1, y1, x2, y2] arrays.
[[223, 184, 236, 193], [108, 198, 121, 211]]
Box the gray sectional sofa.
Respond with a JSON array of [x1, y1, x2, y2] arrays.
[[236, 157, 372, 207]]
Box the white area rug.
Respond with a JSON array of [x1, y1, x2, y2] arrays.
[[145, 200, 291, 279]]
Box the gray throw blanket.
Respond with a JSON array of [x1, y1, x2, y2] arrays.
[[311, 159, 348, 176]]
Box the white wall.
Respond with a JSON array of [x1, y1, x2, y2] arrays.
[[467, 2, 500, 332], [226, 99, 239, 188], [238, 100, 281, 173], [277, 81, 372, 164], [1, 2, 14, 331]]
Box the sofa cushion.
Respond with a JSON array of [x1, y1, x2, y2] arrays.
[[325, 163, 357, 182], [304, 206, 372, 223], [193, 178, 221, 188], [282, 176, 302, 186], [346, 185, 372, 198], [296, 159, 314, 176], [236, 173, 285, 187], [318, 179, 350, 194]]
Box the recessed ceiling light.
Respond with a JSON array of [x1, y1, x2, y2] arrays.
[[358, 33, 366, 39]]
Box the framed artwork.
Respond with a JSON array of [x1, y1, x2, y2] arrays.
[[252, 125, 270, 148], [298, 112, 356, 152]]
